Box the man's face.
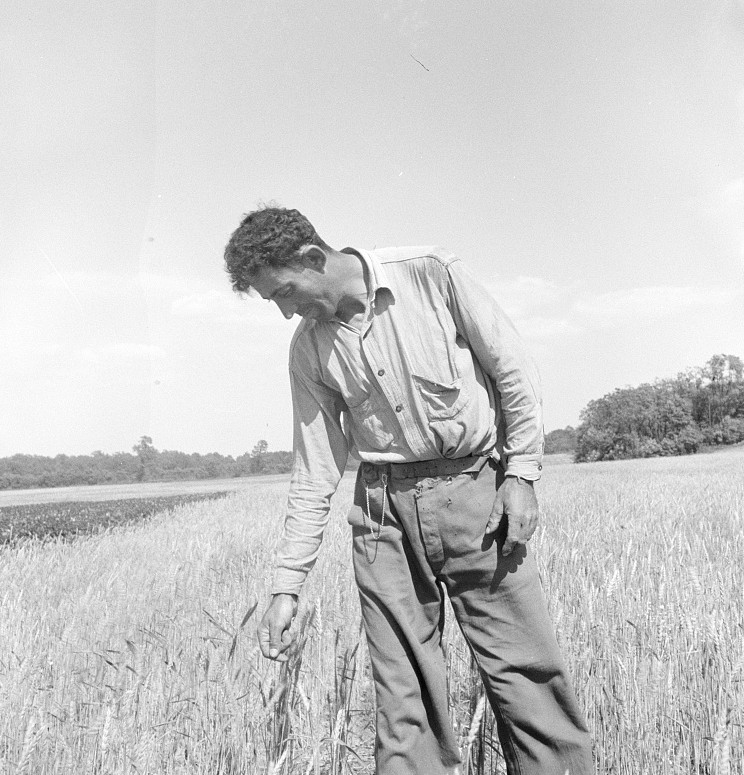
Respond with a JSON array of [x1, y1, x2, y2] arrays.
[[250, 260, 340, 322]]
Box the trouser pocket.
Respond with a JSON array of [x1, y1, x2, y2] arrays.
[[347, 464, 388, 528]]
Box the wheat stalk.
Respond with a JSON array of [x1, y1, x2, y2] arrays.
[[463, 693, 486, 775], [100, 705, 113, 761], [712, 705, 731, 775], [270, 747, 288, 775], [15, 714, 38, 775]]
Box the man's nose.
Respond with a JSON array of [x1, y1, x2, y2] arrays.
[[275, 299, 297, 319]]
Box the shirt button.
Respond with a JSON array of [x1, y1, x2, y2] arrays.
[[538, 464, 543, 471], [378, 369, 385, 376], [395, 404, 403, 412]]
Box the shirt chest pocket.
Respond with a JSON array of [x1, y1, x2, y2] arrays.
[[403, 320, 472, 418], [412, 373, 470, 421]]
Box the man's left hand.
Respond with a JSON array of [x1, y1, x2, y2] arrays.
[[485, 476, 539, 556]]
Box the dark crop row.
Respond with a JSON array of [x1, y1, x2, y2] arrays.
[[0, 493, 229, 544]]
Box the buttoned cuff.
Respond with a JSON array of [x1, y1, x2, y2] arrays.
[[504, 454, 543, 481], [271, 567, 307, 598]]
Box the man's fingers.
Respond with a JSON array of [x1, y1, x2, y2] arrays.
[[257, 596, 298, 662], [502, 530, 527, 556], [496, 478, 540, 555], [268, 618, 287, 659], [268, 628, 293, 663], [502, 513, 520, 555], [486, 493, 505, 535], [501, 512, 539, 555], [502, 533, 519, 556], [258, 626, 270, 658]]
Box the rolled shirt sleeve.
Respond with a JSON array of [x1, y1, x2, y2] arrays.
[[445, 258, 544, 480]]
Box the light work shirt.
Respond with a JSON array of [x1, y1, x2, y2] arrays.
[[274, 246, 544, 595]]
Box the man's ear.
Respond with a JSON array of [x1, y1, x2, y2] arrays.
[[297, 244, 327, 273]]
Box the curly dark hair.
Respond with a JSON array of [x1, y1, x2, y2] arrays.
[[224, 205, 328, 293]]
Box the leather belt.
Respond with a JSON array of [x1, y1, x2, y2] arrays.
[[361, 453, 495, 481]]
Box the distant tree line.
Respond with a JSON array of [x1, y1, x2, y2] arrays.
[[574, 354, 744, 462], [0, 437, 292, 491], [4, 353, 742, 488], [544, 427, 578, 454]]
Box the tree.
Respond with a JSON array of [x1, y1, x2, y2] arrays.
[[132, 436, 157, 482], [575, 354, 743, 462], [575, 382, 700, 461], [544, 427, 577, 454], [701, 354, 744, 428], [250, 439, 269, 474]]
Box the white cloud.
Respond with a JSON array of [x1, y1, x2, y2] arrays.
[[169, 287, 293, 335], [75, 342, 166, 363], [690, 176, 744, 268], [0, 339, 62, 360], [484, 273, 743, 341], [2, 271, 141, 322], [572, 284, 742, 327], [39, 270, 137, 295], [717, 177, 744, 266], [719, 177, 744, 211], [517, 316, 582, 340], [486, 276, 569, 320], [170, 287, 245, 318], [138, 271, 191, 298]]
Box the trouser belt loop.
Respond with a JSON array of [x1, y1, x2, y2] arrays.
[[361, 460, 391, 482], [467, 454, 492, 475]]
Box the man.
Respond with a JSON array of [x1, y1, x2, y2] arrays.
[[224, 206, 593, 775]]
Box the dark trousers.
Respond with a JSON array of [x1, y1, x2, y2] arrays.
[[348, 455, 593, 775]]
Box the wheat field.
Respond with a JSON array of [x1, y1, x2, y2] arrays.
[[0, 448, 742, 774]]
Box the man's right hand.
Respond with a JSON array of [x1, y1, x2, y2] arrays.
[[257, 593, 298, 662]]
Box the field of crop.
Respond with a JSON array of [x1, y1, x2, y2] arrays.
[[0, 494, 229, 543], [0, 448, 742, 774]]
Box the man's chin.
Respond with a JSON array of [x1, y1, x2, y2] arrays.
[[302, 307, 332, 322]]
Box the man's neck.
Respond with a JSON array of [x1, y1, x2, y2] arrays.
[[333, 251, 369, 325]]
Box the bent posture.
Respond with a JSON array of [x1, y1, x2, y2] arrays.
[[224, 206, 593, 775]]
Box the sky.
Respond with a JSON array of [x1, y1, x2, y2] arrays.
[[2, 0, 743, 458]]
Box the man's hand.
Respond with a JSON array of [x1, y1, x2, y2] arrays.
[[257, 593, 298, 662], [485, 476, 539, 556]]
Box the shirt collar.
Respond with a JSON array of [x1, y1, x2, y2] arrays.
[[341, 247, 396, 305]]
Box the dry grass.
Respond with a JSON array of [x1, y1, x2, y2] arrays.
[[0, 448, 742, 773]]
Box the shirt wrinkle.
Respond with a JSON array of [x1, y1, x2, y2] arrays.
[[273, 245, 544, 596]]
